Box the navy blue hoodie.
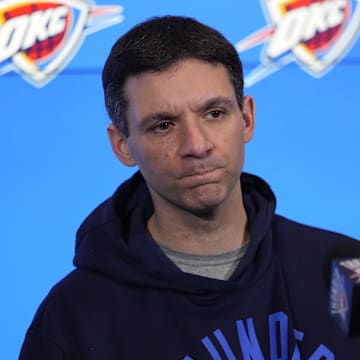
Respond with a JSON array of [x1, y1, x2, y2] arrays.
[[20, 172, 360, 359]]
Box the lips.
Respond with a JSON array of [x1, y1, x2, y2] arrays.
[[176, 161, 227, 180], [177, 167, 224, 187], [184, 168, 219, 178]]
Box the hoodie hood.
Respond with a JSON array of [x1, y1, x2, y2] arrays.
[[74, 171, 276, 295]]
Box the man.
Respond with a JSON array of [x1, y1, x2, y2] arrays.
[[20, 16, 360, 359]]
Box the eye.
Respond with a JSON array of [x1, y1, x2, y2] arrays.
[[158, 121, 170, 130], [152, 121, 172, 133], [207, 109, 225, 120]]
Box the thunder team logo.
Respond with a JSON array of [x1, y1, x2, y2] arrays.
[[236, 0, 360, 86], [0, 0, 124, 87]]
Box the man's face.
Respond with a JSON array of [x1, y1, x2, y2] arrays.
[[108, 58, 255, 216]]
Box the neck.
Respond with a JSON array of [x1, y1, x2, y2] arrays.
[[147, 184, 248, 255]]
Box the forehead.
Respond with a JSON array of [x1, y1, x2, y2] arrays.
[[124, 59, 237, 116]]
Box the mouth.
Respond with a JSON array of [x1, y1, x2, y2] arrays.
[[178, 167, 223, 186], [187, 168, 218, 177], [177, 160, 226, 179]]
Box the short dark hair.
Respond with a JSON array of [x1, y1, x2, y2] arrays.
[[102, 16, 244, 137]]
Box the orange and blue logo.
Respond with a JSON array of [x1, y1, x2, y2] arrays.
[[0, 0, 124, 87], [236, 0, 360, 86]]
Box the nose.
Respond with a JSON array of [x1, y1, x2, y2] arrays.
[[178, 117, 213, 158]]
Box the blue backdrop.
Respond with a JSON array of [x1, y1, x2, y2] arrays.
[[2, 1, 360, 359]]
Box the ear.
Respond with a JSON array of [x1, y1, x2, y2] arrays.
[[107, 124, 137, 167], [241, 95, 256, 143]]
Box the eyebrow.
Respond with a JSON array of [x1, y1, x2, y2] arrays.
[[195, 96, 235, 113], [139, 96, 236, 127]]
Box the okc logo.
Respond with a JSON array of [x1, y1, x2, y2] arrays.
[[236, 0, 360, 86], [0, 0, 124, 87]]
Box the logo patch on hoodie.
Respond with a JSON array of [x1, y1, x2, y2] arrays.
[[0, 0, 124, 87]]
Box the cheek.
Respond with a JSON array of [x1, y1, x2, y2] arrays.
[[150, 139, 176, 160], [137, 145, 174, 174], [221, 130, 245, 169], [220, 128, 244, 154]]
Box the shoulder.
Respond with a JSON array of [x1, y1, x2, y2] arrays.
[[35, 269, 121, 314], [30, 267, 140, 328], [270, 215, 359, 280], [22, 269, 126, 357], [21, 269, 116, 358], [30, 270, 97, 324], [20, 270, 88, 358], [272, 214, 358, 251]]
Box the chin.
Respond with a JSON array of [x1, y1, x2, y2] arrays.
[[192, 204, 222, 218], [181, 187, 228, 216]]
